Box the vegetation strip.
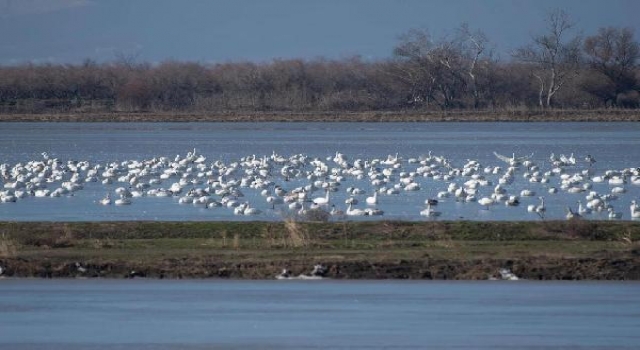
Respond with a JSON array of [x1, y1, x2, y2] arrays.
[[1, 221, 638, 280], [1, 110, 640, 122]]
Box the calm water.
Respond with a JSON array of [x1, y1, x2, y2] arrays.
[[0, 279, 638, 349], [1, 122, 639, 221]]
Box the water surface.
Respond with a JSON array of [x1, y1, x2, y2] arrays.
[[0, 279, 638, 349], [1, 122, 639, 221]]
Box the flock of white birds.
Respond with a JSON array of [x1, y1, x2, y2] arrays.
[[1, 148, 640, 220]]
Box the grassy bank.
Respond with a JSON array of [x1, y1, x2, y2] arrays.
[[1, 220, 639, 280], [1, 109, 640, 122]]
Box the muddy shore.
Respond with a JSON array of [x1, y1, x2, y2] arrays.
[[1, 109, 640, 122], [1, 221, 638, 280]]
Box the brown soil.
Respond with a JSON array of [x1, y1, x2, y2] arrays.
[[1, 221, 639, 280], [1, 109, 640, 122]]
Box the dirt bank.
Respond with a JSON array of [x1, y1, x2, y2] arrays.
[[0, 220, 639, 280], [1, 109, 640, 122]]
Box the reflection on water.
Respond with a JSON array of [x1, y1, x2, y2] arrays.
[[0, 122, 639, 221], [0, 279, 639, 349]]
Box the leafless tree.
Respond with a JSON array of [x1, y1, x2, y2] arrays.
[[583, 27, 640, 106], [513, 9, 582, 108]]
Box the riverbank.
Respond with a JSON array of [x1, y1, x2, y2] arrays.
[[1, 221, 639, 280], [1, 109, 640, 122]]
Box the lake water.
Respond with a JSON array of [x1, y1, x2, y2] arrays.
[[0, 279, 638, 349], [1, 122, 639, 221]]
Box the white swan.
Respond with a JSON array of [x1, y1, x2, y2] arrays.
[[566, 206, 581, 220], [505, 195, 520, 206], [365, 192, 378, 205], [630, 200, 640, 219], [608, 207, 622, 220], [520, 189, 535, 197], [420, 202, 441, 217], [346, 203, 366, 216], [478, 197, 494, 209], [99, 193, 111, 205], [312, 190, 330, 206], [577, 200, 591, 215], [243, 203, 262, 215], [114, 196, 131, 205], [528, 197, 545, 214]]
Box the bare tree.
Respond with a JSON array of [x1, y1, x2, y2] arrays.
[[583, 27, 640, 106], [513, 9, 582, 108], [458, 23, 490, 108]]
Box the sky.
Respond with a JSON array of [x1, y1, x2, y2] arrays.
[[1, 0, 639, 65]]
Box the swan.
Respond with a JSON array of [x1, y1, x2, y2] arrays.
[[365, 208, 384, 216], [366, 192, 378, 205], [566, 206, 581, 220], [493, 151, 532, 166], [99, 193, 111, 205], [420, 202, 441, 217], [345, 196, 358, 205], [608, 176, 625, 185], [520, 189, 535, 197], [478, 197, 495, 209], [630, 200, 640, 219], [425, 198, 438, 206], [505, 195, 520, 206], [266, 195, 283, 209], [528, 197, 545, 213], [114, 195, 131, 205], [312, 190, 330, 206], [330, 204, 344, 216], [608, 207, 622, 220], [243, 203, 262, 215], [577, 200, 591, 215], [346, 203, 366, 216]]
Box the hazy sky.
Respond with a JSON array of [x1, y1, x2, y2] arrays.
[[1, 0, 639, 65]]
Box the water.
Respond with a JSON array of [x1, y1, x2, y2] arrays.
[[1, 122, 639, 221], [0, 279, 638, 349]]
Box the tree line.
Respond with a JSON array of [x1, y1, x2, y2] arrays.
[[1, 9, 638, 114]]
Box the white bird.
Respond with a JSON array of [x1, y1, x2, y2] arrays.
[[346, 203, 366, 216], [577, 200, 591, 215], [478, 197, 495, 209], [420, 202, 441, 217], [528, 197, 545, 214], [312, 190, 330, 206], [608, 207, 622, 220], [566, 206, 581, 220], [366, 192, 378, 205], [99, 193, 111, 205], [114, 195, 131, 205], [630, 200, 640, 219]]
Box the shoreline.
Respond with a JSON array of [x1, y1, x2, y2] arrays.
[[1, 110, 640, 122], [1, 221, 638, 280]]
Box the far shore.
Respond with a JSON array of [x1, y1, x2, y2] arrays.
[[1, 109, 640, 122]]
